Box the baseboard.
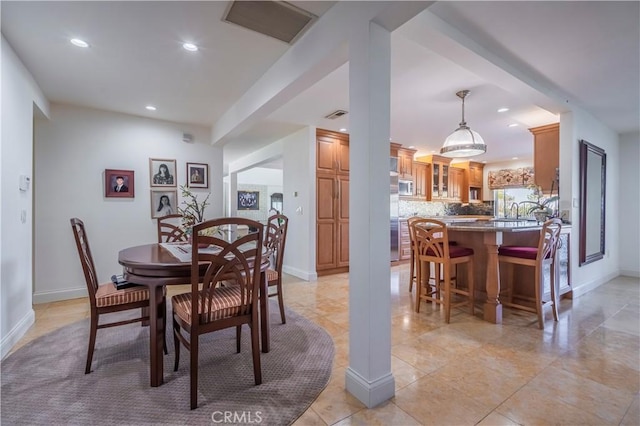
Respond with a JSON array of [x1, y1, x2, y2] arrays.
[[1, 308, 35, 360], [620, 269, 640, 278], [282, 265, 317, 281], [569, 271, 619, 298], [345, 367, 395, 408], [33, 286, 87, 304]]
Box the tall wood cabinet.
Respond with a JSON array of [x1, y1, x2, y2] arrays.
[[316, 129, 349, 274], [529, 123, 559, 193], [397, 147, 416, 180], [413, 161, 429, 199], [459, 161, 485, 203], [449, 167, 464, 200]]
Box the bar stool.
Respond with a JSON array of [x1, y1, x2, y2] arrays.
[[498, 218, 562, 329], [410, 219, 475, 323]]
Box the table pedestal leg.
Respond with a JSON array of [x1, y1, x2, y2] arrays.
[[149, 285, 165, 387], [260, 272, 270, 353], [483, 232, 503, 324]]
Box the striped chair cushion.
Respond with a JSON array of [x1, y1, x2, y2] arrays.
[[266, 268, 279, 284], [172, 286, 245, 324], [95, 283, 149, 307]]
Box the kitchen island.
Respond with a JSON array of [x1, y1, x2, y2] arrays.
[[441, 220, 570, 324]]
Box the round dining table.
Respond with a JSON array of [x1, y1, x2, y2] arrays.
[[118, 243, 271, 387]]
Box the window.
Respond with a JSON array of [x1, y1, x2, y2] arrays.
[[494, 187, 548, 219]]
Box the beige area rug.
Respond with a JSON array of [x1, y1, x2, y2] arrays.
[[1, 301, 334, 425]]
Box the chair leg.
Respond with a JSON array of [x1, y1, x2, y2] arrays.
[[443, 268, 451, 324], [85, 312, 98, 374], [415, 259, 422, 313], [250, 317, 262, 385], [161, 298, 168, 355], [534, 265, 544, 329], [236, 325, 242, 353], [550, 260, 559, 322], [277, 281, 286, 324], [409, 248, 415, 292], [190, 334, 199, 410], [467, 259, 475, 316], [173, 316, 181, 372]]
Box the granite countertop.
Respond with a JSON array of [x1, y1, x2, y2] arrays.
[[400, 217, 570, 233]]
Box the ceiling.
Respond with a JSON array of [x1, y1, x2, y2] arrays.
[[3, 1, 638, 168]]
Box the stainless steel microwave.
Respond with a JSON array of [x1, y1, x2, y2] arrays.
[[398, 179, 413, 196]]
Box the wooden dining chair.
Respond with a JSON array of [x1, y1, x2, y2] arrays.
[[410, 218, 475, 323], [70, 218, 166, 374], [172, 217, 264, 409], [498, 218, 562, 329], [407, 216, 421, 292], [157, 213, 187, 243], [264, 214, 289, 324]]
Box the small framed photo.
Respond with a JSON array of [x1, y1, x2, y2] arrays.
[[149, 158, 176, 187], [237, 190, 260, 211], [186, 162, 209, 188], [150, 190, 178, 219], [105, 169, 134, 198]]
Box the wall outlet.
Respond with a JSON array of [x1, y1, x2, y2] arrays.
[[295, 206, 303, 215]]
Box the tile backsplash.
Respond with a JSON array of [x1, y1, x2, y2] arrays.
[[399, 200, 494, 217]]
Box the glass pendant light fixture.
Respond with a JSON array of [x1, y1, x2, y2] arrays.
[[440, 90, 486, 158]]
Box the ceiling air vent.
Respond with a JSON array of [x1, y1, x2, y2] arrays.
[[324, 110, 348, 120], [223, 1, 317, 44]]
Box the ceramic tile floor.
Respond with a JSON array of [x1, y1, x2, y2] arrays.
[[12, 265, 640, 425]]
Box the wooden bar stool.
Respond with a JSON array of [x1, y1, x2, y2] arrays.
[[410, 219, 475, 323], [498, 218, 562, 329]]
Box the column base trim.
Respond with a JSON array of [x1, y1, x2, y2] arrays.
[[345, 367, 395, 408]]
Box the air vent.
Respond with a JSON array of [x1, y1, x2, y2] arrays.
[[324, 110, 348, 120], [223, 1, 317, 44]]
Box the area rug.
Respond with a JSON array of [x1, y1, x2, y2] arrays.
[[1, 301, 334, 425]]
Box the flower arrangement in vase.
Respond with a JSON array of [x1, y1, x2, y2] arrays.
[[526, 185, 559, 223], [177, 185, 211, 240]]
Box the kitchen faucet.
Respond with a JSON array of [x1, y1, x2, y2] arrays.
[[510, 202, 519, 219]]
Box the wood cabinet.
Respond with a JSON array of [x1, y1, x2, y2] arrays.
[[449, 167, 464, 200], [412, 161, 429, 199], [316, 129, 349, 274], [399, 219, 411, 261], [397, 147, 416, 179], [459, 161, 484, 203], [529, 123, 559, 193], [416, 154, 453, 200]]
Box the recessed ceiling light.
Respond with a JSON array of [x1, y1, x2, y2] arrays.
[[145, 105, 157, 111], [70, 38, 89, 48], [408, 145, 415, 149], [497, 107, 509, 113], [508, 123, 519, 127], [482, 160, 487, 163], [512, 157, 519, 160], [182, 42, 198, 52], [339, 128, 347, 132]]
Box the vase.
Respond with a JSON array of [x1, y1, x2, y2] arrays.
[[533, 210, 548, 223]]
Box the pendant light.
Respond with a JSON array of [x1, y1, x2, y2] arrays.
[[440, 90, 486, 158]]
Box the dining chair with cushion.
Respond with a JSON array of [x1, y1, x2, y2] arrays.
[[410, 218, 475, 323], [264, 214, 288, 324], [157, 213, 187, 243], [172, 217, 264, 409], [70, 218, 166, 374], [498, 218, 562, 329]]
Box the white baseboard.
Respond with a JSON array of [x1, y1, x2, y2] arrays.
[[282, 265, 317, 281], [33, 286, 87, 304], [620, 269, 640, 278], [570, 271, 620, 298], [345, 367, 395, 408], [1, 309, 35, 360]]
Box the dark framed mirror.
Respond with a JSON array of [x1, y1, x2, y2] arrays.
[[579, 139, 606, 266]]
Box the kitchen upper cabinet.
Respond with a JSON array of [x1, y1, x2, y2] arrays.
[[316, 129, 349, 274], [417, 154, 453, 200], [317, 129, 349, 175], [529, 123, 559, 193], [459, 161, 484, 203], [449, 167, 464, 200], [397, 147, 416, 179], [412, 161, 429, 199]]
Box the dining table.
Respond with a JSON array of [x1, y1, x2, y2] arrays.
[[118, 241, 271, 387]]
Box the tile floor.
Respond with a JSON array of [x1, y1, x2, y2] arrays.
[[12, 265, 640, 425]]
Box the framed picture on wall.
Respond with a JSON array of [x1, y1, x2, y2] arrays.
[[149, 158, 176, 187], [150, 190, 178, 218], [186, 162, 208, 188], [105, 169, 134, 198], [237, 190, 259, 211]]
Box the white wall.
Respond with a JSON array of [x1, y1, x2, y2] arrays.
[[33, 104, 222, 303], [618, 132, 640, 277], [282, 127, 317, 280], [1, 36, 50, 358], [562, 110, 621, 296]]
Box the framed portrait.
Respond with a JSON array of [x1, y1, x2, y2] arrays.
[[105, 169, 134, 198], [186, 162, 208, 188], [149, 158, 176, 187], [150, 190, 178, 219], [237, 190, 260, 211]]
